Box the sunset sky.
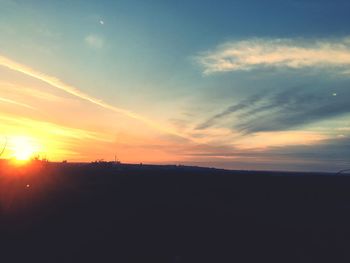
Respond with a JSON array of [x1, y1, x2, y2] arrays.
[[0, 0, 350, 171]]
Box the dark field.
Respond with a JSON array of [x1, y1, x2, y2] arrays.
[[1, 161, 350, 262]]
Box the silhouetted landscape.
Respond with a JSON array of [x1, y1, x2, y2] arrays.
[[1, 160, 350, 262]]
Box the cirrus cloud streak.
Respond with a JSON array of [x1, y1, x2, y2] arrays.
[[0, 55, 188, 140], [197, 37, 350, 74]]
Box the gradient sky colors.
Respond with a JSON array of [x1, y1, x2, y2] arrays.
[[0, 0, 350, 171]]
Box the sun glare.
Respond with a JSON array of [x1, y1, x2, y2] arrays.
[[9, 136, 40, 161]]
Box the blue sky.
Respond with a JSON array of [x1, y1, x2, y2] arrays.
[[0, 0, 350, 171]]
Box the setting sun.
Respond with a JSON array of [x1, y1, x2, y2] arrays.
[[9, 136, 41, 161]]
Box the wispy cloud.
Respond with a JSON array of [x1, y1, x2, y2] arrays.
[[176, 134, 350, 172], [197, 86, 350, 133], [0, 113, 111, 142], [196, 37, 350, 74], [85, 34, 104, 49], [0, 55, 188, 139], [0, 96, 36, 110], [3, 82, 73, 103]]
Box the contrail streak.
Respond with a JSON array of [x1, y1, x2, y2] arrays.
[[0, 55, 189, 139]]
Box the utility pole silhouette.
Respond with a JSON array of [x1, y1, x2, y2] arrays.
[[114, 154, 121, 164]]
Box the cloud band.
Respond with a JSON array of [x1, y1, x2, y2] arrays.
[[197, 37, 350, 74]]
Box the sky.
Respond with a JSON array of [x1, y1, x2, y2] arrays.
[[0, 0, 350, 171]]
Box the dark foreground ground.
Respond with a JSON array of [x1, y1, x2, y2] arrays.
[[1, 161, 350, 262]]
